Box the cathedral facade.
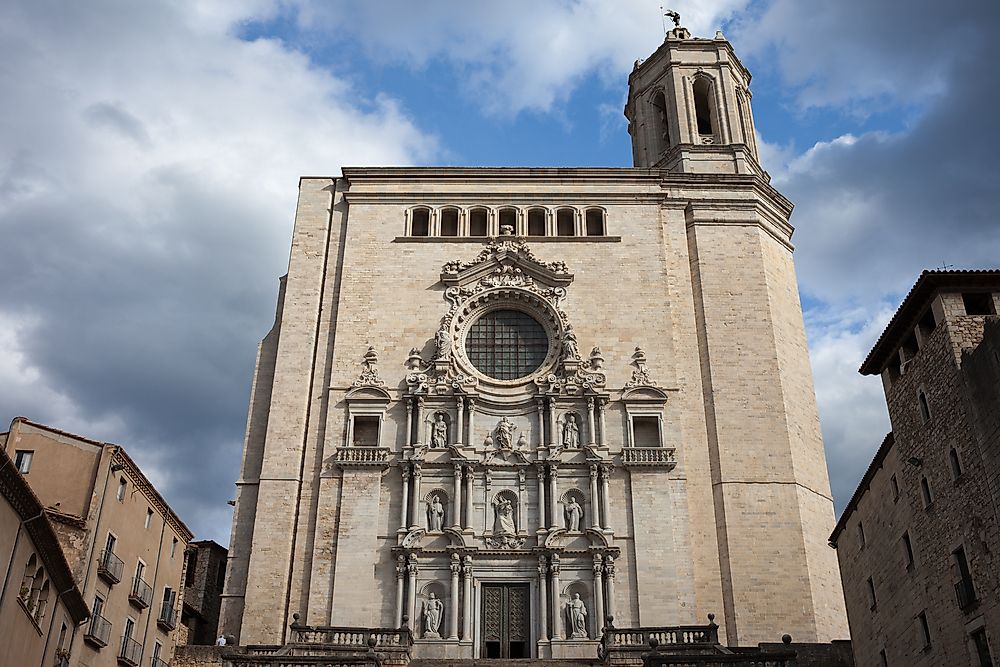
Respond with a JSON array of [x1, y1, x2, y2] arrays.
[[219, 26, 849, 660]]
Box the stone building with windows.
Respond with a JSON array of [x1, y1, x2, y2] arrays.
[[2, 417, 194, 667], [830, 271, 1000, 667], [219, 24, 848, 661], [181, 540, 228, 646]]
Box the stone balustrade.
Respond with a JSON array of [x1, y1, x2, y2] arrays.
[[334, 447, 392, 467], [289, 624, 412, 649], [620, 447, 677, 468]]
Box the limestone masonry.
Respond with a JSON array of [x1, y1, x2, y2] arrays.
[[219, 25, 849, 661]]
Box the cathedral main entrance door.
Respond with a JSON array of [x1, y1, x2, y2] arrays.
[[481, 584, 530, 658]]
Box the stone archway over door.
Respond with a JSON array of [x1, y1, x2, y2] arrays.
[[481, 584, 530, 658]]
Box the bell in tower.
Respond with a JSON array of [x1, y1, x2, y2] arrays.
[[624, 15, 762, 175]]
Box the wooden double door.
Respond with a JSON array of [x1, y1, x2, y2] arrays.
[[481, 583, 530, 658]]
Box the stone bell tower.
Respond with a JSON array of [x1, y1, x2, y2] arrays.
[[624, 22, 762, 174]]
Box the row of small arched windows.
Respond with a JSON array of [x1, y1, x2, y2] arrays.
[[19, 553, 51, 624], [407, 206, 607, 238]]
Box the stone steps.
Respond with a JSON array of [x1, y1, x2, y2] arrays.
[[408, 660, 600, 667]]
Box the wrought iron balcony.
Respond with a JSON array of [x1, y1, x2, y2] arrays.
[[157, 603, 177, 631], [97, 549, 124, 584], [129, 576, 152, 609], [956, 579, 979, 611], [117, 636, 142, 666], [83, 613, 112, 648]]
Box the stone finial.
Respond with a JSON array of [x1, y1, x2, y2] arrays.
[[782, 634, 792, 645], [352, 345, 385, 388], [406, 347, 424, 370], [290, 612, 301, 628], [625, 345, 655, 388], [589, 346, 605, 370]]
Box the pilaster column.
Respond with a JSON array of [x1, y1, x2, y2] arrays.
[[400, 468, 411, 531], [592, 555, 605, 638], [537, 556, 549, 640], [548, 398, 558, 446], [536, 399, 546, 447], [548, 464, 559, 529], [452, 465, 463, 529], [550, 555, 562, 639], [411, 464, 423, 529], [604, 556, 616, 620], [588, 465, 601, 529], [467, 399, 476, 446], [599, 464, 612, 531], [406, 554, 418, 630], [405, 399, 414, 447], [448, 554, 460, 640], [415, 398, 425, 445], [455, 397, 465, 446], [536, 466, 547, 531], [587, 397, 597, 447], [464, 465, 474, 531], [597, 398, 607, 447], [462, 556, 474, 640], [394, 555, 406, 628]]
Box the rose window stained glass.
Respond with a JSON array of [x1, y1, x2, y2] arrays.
[[465, 310, 549, 380]]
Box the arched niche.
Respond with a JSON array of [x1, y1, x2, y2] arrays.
[[560, 488, 586, 532], [490, 489, 519, 535], [426, 410, 453, 449], [558, 411, 583, 449], [424, 489, 450, 532], [418, 580, 448, 639], [562, 580, 593, 639]]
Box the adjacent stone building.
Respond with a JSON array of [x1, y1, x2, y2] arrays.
[[220, 24, 849, 661], [2, 417, 195, 667], [830, 270, 1000, 666], [0, 445, 89, 667], [181, 540, 228, 645]]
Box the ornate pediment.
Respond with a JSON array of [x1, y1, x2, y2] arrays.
[[441, 237, 573, 289]]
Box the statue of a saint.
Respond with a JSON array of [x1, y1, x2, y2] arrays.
[[431, 414, 448, 448], [423, 592, 443, 638], [495, 417, 514, 450], [562, 325, 579, 359], [564, 496, 583, 532], [493, 496, 517, 535], [562, 414, 579, 448], [434, 329, 451, 359], [567, 593, 588, 638], [427, 494, 445, 531]]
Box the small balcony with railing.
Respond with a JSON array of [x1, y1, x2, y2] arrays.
[[157, 602, 177, 631], [97, 549, 124, 585], [83, 613, 112, 648], [117, 636, 142, 666], [129, 576, 153, 609]]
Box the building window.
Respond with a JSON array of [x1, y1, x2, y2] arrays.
[[171, 538, 178, 558], [465, 309, 549, 380], [879, 648, 888, 667], [692, 76, 718, 137], [962, 292, 996, 316], [498, 208, 517, 234], [971, 628, 993, 667], [631, 416, 662, 448], [14, 450, 33, 474], [527, 208, 546, 236], [917, 611, 932, 649], [651, 89, 671, 151], [556, 208, 575, 236], [585, 208, 605, 236], [410, 208, 430, 236], [921, 476, 933, 508], [949, 448, 963, 480], [890, 474, 899, 502], [185, 551, 197, 587], [351, 416, 380, 447], [439, 208, 459, 236], [918, 390, 931, 422], [145, 508, 154, 529], [106, 532, 117, 554], [902, 531, 915, 568], [867, 576, 877, 610], [858, 522, 866, 548], [954, 546, 977, 610], [469, 208, 488, 236], [117, 477, 127, 502], [153, 641, 163, 662]]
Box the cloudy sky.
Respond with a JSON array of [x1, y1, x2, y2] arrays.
[[1, 0, 997, 546]]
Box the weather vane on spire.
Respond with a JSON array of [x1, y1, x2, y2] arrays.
[[664, 9, 681, 28]]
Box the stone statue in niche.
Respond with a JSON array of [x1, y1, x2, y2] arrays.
[[564, 496, 583, 532], [562, 414, 580, 448], [431, 414, 448, 448], [495, 417, 514, 450], [567, 593, 589, 638], [493, 495, 517, 535], [423, 592, 443, 638], [434, 329, 451, 360], [427, 494, 445, 531], [562, 325, 579, 359]]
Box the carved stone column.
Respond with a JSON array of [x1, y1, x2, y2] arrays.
[[517, 469, 526, 532], [599, 464, 612, 531], [395, 555, 406, 628], [462, 556, 474, 640], [587, 397, 597, 447], [536, 466, 547, 532], [597, 398, 607, 447], [456, 396, 465, 446], [592, 555, 605, 638], [548, 463, 559, 530], [406, 554, 419, 630], [405, 399, 414, 447], [400, 468, 411, 532], [467, 399, 476, 446], [449, 554, 460, 640], [549, 555, 562, 639], [464, 465, 473, 531], [537, 556, 549, 640], [411, 464, 423, 529], [535, 399, 546, 446], [452, 465, 463, 529], [415, 398, 425, 445], [547, 398, 558, 446], [588, 465, 601, 530], [604, 556, 616, 620]]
